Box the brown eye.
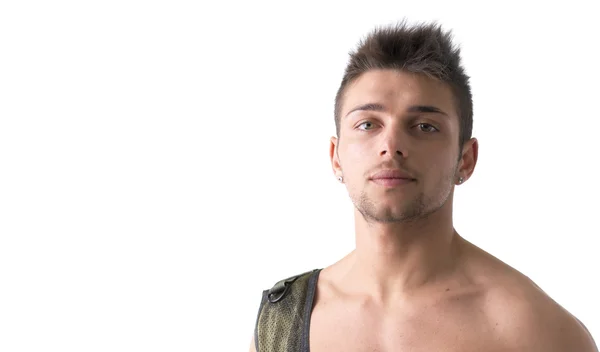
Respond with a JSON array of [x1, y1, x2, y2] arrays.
[[417, 123, 439, 133]]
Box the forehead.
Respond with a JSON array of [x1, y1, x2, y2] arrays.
[[341, 69, 457, 118]]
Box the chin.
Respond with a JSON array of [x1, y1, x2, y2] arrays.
[[359, 202, 427, 223]]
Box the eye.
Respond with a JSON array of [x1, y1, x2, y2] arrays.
[[417, 123, 439, 133], [357, 121, 376, 130]]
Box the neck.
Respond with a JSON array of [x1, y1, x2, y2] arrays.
[[345, 198, 463, 303]]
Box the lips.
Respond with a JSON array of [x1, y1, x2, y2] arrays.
[[370, 169, 415, 180]]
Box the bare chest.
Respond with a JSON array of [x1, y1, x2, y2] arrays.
[[308, 299, 504, 352]]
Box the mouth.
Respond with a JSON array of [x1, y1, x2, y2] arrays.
[[370, 177, 415, 187]]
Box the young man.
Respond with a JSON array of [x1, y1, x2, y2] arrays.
[[249, 21, 598, 352]]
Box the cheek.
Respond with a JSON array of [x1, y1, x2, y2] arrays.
[[345, 138, 373, 161], [416, 148, 458, 179], [339, 140, 371, 180]]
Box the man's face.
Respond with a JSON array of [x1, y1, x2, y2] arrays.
[[331, 69, 468, 223]]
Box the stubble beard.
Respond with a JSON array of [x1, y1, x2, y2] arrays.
[[350, 165, 458, 224]]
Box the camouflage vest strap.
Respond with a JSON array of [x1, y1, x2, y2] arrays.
[[255, 269, 319, 352]]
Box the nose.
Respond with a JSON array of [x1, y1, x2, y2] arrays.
[[379, 127, 408, 158], [380, 149, 403, 157]]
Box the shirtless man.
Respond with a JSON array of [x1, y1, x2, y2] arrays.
[[249, 21, 598, 352]]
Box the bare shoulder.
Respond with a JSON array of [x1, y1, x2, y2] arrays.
[[466, 242, 598, 352], [486, 279, 597, 351]]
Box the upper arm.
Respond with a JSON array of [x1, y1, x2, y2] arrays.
[[573, 318, 599, 352], [547, 314, 598, 352], [249, 334, 257, 352]]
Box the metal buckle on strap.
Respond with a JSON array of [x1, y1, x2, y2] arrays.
[[267, 269, 317, 303], [267, 275, 298, 303]]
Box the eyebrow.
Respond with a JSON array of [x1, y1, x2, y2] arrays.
[[345, 103, 449, 118], [345, 103, 386, 117], [407, 105, 448, 116]]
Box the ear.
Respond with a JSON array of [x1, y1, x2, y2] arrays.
[[458, 137, 478, 182], [330, 136, 342, 177]]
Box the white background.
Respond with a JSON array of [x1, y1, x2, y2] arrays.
[[1, 1, 599, 351]]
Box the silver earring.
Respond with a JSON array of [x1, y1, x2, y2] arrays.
[[338, 176, 343, 183], [458, 177, 464, 184]]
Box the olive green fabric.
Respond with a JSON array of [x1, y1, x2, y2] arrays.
[[254, 269, 320, 352]]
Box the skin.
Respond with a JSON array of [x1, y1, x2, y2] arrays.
[[249, 69, 598, 352]]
